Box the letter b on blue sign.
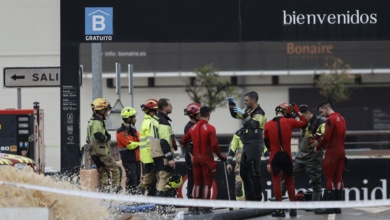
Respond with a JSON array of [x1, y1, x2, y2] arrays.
[[85, 7, 113, 35]]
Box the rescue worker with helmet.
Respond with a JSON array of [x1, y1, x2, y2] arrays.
[[183, 104, 201, 194], [226, 91, 267, 201], [138, 98, 159, 196], [281, 104, 325, 203], [264, 103, 307, 217], [150, 98, 176, 197], [183, 102, 201, 214], [86, 98, 122, 193], [181, 106, 227, 214], [116, 107, 141, 194]]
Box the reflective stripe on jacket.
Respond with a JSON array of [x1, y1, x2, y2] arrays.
[[139, 114, 157, 164]]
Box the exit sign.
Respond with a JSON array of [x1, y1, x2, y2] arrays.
[[3, 67, 82, 88]]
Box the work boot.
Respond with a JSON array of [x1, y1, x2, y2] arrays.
[[315, 190, 336, 214], [306, 190, 322, 212], [312, 190, 322, 201], [112, 185, 122, 194], [188, 207, 197, 215], [155, 190, 166, 197], [334, 190, 345, 214], [201, 207, 213, 214], [289, 209, 297, 217], [271, 209, 285, 217]]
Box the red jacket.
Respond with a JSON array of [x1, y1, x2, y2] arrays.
[[181, 119, 225, 162], [116, 124, 140, 162], [264, 115, 306, 161], [316, 112, 346, 152]]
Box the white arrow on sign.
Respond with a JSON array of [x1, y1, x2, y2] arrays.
[[3, 67, 82, 88], [3, 67, 60, 87]]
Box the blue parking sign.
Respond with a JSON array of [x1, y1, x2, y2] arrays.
[[85, 7, 113, 35]]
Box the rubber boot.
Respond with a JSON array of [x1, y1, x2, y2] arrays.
[[112, 185, 122, 194], [271, 209, 285, 217], [312, 190, 322, 201], [335, 190, 345, 214], [315, 190, 336, 214], [305, 190, 322, 212], [289, 209, 297, 217]]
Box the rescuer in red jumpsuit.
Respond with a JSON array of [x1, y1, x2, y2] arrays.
[[264, 103, 307, 217], [313, 101, 346, 215], [183, 102, 201, 214], [181, 106, 226, 214]]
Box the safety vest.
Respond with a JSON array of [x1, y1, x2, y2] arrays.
[[86, 116, 109, 156], [139, 114, 158, 164]]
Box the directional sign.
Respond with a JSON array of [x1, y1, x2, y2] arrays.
[[3, 67, 60, 88], [3, 67, 82, 88]]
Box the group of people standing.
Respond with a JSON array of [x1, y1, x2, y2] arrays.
[[226, 91, 347, 217], [85, 90, 347, 217], [86, 98, 177, 198]]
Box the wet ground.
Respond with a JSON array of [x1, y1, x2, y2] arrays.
[[125, 206, 390, 220]]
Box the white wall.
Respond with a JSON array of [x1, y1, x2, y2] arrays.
[[1, 0, 389, 171]]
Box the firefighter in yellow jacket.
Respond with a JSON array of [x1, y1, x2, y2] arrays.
[[86, 98, 121, 193], [138, 99, 159, 196], [226, 129, 246, 201], [226, 129, 269, 201], [150, 98, 176, 197]]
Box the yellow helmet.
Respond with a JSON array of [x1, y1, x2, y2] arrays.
[[121, 107, 137, 119], [91, 98, 112, 111], [166, 174, 183, 189]]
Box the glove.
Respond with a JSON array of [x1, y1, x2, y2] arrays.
[[226, 164, 233, 173], [127, 141, 139, 150], [233, 106, 245, 115], [291, 103, 301, 117], [225, 97, 236, 104], [94, 132, 108, 142], [219, 155, 227, 162], [105, 132, 111, 141]]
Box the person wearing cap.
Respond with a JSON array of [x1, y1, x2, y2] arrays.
[[226, 91, 267, 202], [285, 104, 325, 203], [87, 98, 122, 193], [116, 107, 141, 194], [138, 98, 159, 196]]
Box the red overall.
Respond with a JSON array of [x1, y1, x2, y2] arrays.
[[316, 112, 346, 190], [264, 115, 306, 201], [181, 119, 225, 200]]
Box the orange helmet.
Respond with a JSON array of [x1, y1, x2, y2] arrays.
[[141, 98, 158, 112], [184, 102, 201, 117], [275, 103, 292, 117]]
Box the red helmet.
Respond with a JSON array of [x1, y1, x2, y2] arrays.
[[275, 103, 292, 117], [141, 99, 158, 112], [184, 103, 201, 117]]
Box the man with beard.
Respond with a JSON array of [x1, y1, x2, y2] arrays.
[[226, 91, 267, 202]]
